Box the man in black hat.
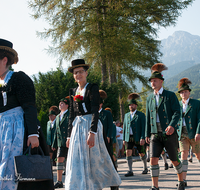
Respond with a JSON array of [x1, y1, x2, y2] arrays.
[[52, 97, 69, 188], [176, 78, 200, 187], [145, 63, 184, 190], [123, 93, 148, 176]]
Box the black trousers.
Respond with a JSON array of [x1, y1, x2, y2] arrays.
[[150, 132, 179, 161]]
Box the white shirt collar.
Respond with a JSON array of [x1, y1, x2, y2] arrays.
[[182, 98, 190, 106], [76, 83, 89, 97], [99, 108, 103, 113], [60, 109, 68, 116], [130, 109, 137, 116], [154, 87, 163, 95]]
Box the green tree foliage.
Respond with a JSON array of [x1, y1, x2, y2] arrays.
[[29, 0, 193, 121], [33, 68, 77, 135], [29, 0, 193, 85]]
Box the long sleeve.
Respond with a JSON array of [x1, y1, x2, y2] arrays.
[[67, 88, 75, 137], [145, 96, 151, 138], [169, 92, 181, 129], [89, 84, 100, 133], [14, 71, 38, 136]]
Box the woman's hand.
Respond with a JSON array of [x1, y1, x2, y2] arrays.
[[27, 136, 39, 148], [66, 139, 70, 148], [87, 133, 95, 148]]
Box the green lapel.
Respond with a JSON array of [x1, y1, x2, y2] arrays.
[[185, 99, 192, 116], [132, 112, 138, 121], [60, 111, 68, 125], [158, 91, 164, 108], [56, 115, 60, 129]]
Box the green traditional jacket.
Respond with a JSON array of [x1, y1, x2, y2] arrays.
[[52, 110, 69, 148], [46, 120, 56, 146], [177, 99, 200, 140], [123, 110, 145, 142], [99, 109, 113, 138], [145, 89, 180, 138]]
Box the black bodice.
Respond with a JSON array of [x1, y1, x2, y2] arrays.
[[0, 71, 38, 135], [67, 83, 100, 137]]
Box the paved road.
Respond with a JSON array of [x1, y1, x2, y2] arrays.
[[53, 156, 200, 190]]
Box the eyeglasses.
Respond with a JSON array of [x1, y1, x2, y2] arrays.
[[73, 70, 86, 75]]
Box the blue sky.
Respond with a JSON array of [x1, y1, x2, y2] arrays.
[[1, 0, 199, 76]]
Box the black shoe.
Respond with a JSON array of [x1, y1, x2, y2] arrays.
[[110, 186, 119, 190], [62, 171, 65, 175], [147, 158, 150, 162], [149, 187, 159, 190], [164, 163, 168, 170], [142, 168, 148, 174], [176, 180, 187, 187], [177, 181, 185, 190], [169, 163, 173, 168], [54, 181, 63, 188], [124, 171, 134, 177], [188, 158, 193, 163]]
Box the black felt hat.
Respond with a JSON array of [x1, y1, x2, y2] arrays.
[[0, 39, 18, 64], [68, 59, 90, 73], [178, 78, 192, 93], [149, 63, 168, 81]]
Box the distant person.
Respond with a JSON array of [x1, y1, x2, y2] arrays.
[[116, 120, 123, 158], [47, 106, 59, 166], [176, 78, 200, 187], [123, 93, 148, 177], [145, 63, 184, 190], [52, 97, 69, 188]]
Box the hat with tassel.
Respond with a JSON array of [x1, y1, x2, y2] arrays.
[[178, 78, 192, 93], [149, 63, 168, 81], [128, 93, 140, 105]]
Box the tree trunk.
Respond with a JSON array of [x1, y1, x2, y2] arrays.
[[119, 91, 125, 122]]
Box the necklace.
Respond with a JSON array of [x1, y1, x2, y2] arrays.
[[0, 70, 9, 80]]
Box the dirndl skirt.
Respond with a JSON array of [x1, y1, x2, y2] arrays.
[[65, 114, 121, 190], [0, 107, 24, 190]]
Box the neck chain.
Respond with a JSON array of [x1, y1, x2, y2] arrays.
[[0, 69, 9, 80]]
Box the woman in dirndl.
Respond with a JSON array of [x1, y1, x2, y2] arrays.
[[0, 39, 39, 190], [65, 59, 121, 190]]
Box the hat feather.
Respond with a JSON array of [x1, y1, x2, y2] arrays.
[[151, 63, 168, 73], [178, 78, 192, 88], [99, 90, 107, 99], [49, 106, 59, 114], [128, 93, 140, 100], [105, 107, 112, 113]]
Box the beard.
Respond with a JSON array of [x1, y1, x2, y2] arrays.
[[129, 107, 136, 112]]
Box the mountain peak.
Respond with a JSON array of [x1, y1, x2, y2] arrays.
[[160, 31, 200, 66]]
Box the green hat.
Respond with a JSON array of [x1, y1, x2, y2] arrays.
[[48, 110, 57, 115], [178, 78, 192, 93], [149, 63, 168, 81], [60, 96, 70, 105], [128, 93, 140, 105], [149, 71, 164, 81]]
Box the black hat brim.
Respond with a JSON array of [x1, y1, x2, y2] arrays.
[[68, 64, 90, 73]]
